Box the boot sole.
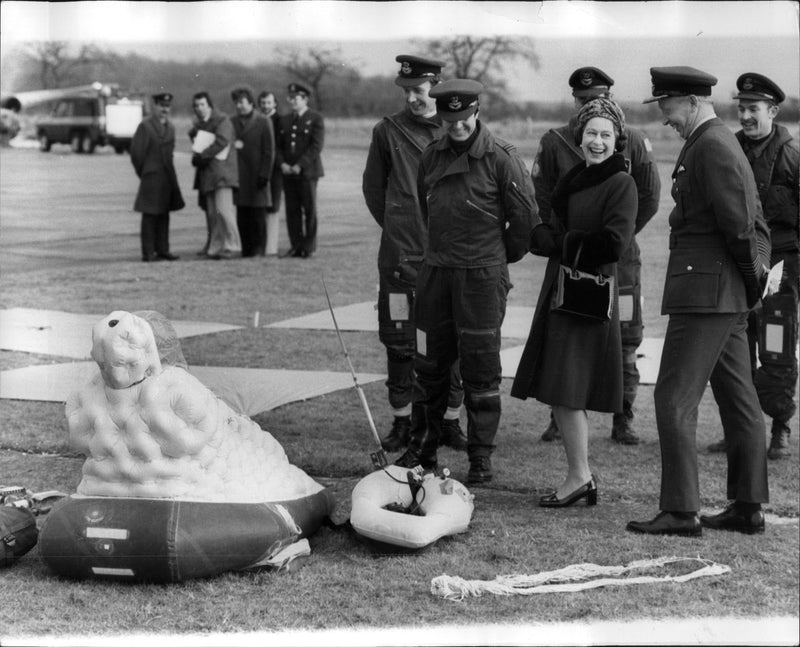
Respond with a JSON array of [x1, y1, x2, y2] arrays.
[[626, 524, 702, 537]]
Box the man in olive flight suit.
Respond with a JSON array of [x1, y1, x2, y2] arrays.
[[398, 79, 537, 484], [362, 55, 467, 455], [707, 72, 799, 461]]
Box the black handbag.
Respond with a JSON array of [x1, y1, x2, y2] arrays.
[[551, 241, 614, 321]]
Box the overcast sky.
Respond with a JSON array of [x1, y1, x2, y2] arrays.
[[2, 1, 798, 45], [2, 1, 798, 103]]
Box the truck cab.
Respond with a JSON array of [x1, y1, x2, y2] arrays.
[[36, 84, 146, 154]]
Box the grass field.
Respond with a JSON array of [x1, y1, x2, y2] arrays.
[[0, 117, 798, 644]]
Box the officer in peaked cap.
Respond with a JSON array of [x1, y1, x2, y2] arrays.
[[363, 54, 468, 455], [429, 79, 483, 121], [131, 89, 184, 262], [394, 54, 446, 87], [627, 64, 771, 538], [532, 64, 661, 447], [642, 66, 718, 103], [275, 81, 324, 257], [568, 66, 614, 98], [406, 78, 536, 484], [287, 82, 311, 98], [705, 72, 799, 461], [734, 72, 786, 104]]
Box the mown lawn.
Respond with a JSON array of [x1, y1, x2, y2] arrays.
[[0, 118, 797, 644]]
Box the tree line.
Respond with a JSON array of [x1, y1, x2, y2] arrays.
[[6, 39, 799, 123]]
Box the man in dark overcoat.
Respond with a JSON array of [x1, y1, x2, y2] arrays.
[[362, 54, 467, 455], [258, 90, 282, 255], [231, 87, 274, 257], [130, 92, 185, 262], [532, 66, 661, 445], [275, 83, 324, 258], [627, 67, 771, 537]]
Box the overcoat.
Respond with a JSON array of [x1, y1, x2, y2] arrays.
[[511, 154, 636, 412], [275, 109, 325, 179], [190, 110, 239, 195], [232, 111, 274, 208], [362, 109, 443, 270], [130, 115, 185, 215], [532, 118, 661, 293]]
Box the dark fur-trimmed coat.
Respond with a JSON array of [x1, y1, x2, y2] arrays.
[[511, 153, 636, 412]]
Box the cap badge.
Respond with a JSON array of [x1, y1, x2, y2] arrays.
[[401, 62, 412, 75], [580, 72, 593, 86], [742, 78, 753, 90], [448, 96, 462, 110]]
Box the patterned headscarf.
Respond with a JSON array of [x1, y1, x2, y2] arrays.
[[576, 97, 626, 139]]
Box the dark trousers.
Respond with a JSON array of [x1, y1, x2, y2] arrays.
[[413, 263, 509, 457], [378, 267, 463, 412], [268, 169, 283, 214], [618, 254, 644, 414], [283, 176, 317, 254], [141, 213, 170, 258], [654, 312, 769, 512], [237, 206, 267, 257]]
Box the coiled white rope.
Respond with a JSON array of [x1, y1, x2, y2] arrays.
[[431, 556, 730, 601]]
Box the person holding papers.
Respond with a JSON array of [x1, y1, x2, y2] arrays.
[[189, 91, 241, 259]]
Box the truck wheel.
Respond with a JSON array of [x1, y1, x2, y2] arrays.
[[38, 133, 51, 152], [80, 133, 96, 154], [113, 143, 127, 155], [70, 132, 83, 153]]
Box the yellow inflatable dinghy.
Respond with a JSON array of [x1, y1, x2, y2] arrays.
[[350, 465, 474, 549]]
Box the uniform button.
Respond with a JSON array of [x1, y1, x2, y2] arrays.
[[687, 265, 693, 271]]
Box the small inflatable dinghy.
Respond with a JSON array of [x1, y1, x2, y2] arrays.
[[350, 465, 474, 550]]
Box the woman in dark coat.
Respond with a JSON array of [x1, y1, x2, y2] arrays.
[[511, 98, 636, 507]]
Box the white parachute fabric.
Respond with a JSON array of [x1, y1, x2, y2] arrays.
[[431, 556, 730, 601]]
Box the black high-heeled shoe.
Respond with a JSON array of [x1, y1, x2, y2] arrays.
[[539, 476, 598, 508]]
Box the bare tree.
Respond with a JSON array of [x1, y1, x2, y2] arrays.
[[277, 46, 350, 112], [425, 35, 539, 107], [24, 42, 120, 89]]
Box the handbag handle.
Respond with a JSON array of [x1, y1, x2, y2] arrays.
[[570, 240, 584, 275], [570, 240, 608, 286]]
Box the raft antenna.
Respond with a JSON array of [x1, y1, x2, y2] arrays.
[[322, 275, 388, 469]]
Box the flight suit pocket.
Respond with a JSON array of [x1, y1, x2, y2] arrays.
[[663, 256, 723, 309]]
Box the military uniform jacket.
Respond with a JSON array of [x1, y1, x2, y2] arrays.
[[663, 117, 767, 314], [362, 109, 443, 269], [190, 110, 239, 194], [736, 124, 799, 253], [232, 111, 274, 208], [275, 109, 325, 179], [130, 114, 185, 214], [417, 122, 537, 268]]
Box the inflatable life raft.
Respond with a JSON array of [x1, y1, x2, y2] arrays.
[[39, 490, 334, 583], [350, 465, 474, 549]]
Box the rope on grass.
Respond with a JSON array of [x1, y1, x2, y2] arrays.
[[430, 556, 730, 601]]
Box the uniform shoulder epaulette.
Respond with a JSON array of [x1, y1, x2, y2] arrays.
[[495, 137, 517, 156]]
